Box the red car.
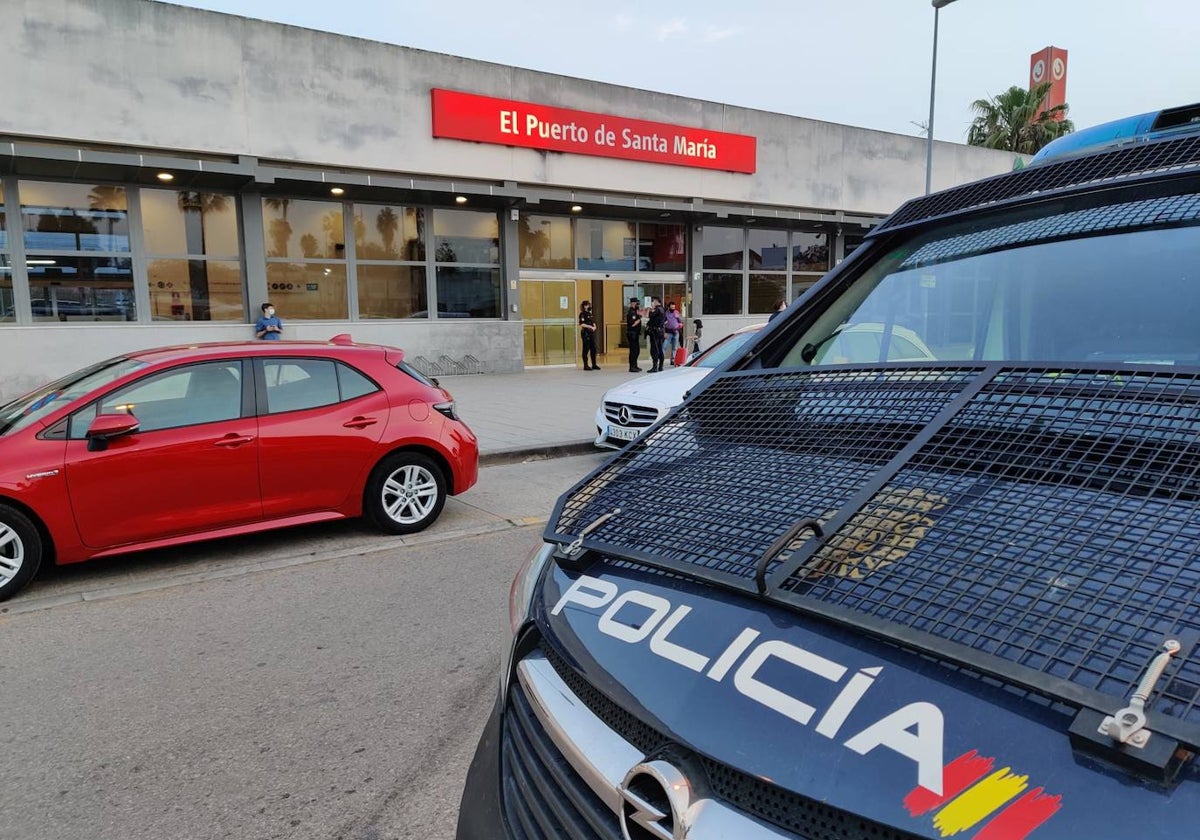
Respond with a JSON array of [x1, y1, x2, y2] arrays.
[[0, 336, 478, 601]]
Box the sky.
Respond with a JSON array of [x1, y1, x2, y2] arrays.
[[165, 0, 1199, 143]]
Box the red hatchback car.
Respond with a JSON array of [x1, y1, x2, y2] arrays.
[[0, 337, 478, 601]]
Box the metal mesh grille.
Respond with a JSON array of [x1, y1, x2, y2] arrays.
[[780, 368, 1200, 723], [900, 192, 1200, 269], [878, 134, 1200, 232], [552, 367, 981, 579]]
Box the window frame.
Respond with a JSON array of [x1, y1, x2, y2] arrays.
[[252, 356, 382, 417]]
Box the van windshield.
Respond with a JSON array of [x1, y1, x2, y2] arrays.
[[782, 190, 1200, 368]]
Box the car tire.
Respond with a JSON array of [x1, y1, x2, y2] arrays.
[[364, 452, 448, 535], [0, 504, 43, 602]]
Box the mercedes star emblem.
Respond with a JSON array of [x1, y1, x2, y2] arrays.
[[617, 405, 632, 426]]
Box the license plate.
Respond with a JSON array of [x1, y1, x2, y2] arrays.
[[608, 425, 640, 441]]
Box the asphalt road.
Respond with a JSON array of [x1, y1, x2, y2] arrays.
[[0, 452, 609, 840]]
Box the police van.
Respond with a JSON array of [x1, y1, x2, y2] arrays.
[[458, 103, 1200, 840]]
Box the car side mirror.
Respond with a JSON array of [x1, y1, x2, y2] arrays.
[[86, 413, 140, 451]]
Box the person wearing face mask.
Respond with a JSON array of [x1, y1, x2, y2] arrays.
[[579, 300, 599, 371], [255, 302, 283, 340]]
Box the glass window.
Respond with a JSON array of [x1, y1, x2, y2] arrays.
[[639, 223, 686, 271], [27, 255, 135, 322], [262, 198, 345, 259], [842, 232, 868, 261], [262, 358, 340, 414], [702, 272, 742, 315], [357, 265, 427, 319], [702, 227, 743, 270], [793, 274, 821, 299], [147, 259, 243, 322], [435, 266, 500, 319], [433, 209, 499, 264], [575, 219, 637, 270], [69, 361, 243, 437], [356, 205, 424, 261], [337, 363, 378, 401], [791, 231, 829, 272], [0, 256, 12, 323], [520, 215, 573, 268], [142, 189, 240, 257], [0, 181, 7, 250], [20, 182, 130, 252], [748, 229, 788, 270], [265, 263, 348, 320], [749, 273, 786, 314], [2, 357, 146, 437]]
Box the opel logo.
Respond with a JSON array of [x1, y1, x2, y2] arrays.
[[617, 405, 632, 426], [618, 760, 693, 840]]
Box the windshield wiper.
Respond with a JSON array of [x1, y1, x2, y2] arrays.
[[799, 325, 845, 363]]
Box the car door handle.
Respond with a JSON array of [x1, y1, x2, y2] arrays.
[[343, 416, 378, 430], [214, 433, 256, 448]]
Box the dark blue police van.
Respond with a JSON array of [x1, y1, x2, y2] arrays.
[[458, 103, 1200, 840]]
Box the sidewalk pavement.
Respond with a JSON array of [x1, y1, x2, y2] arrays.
[[438, 364, 641, 462]]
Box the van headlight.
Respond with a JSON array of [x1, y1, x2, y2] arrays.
[[500, 541, 554, 697]]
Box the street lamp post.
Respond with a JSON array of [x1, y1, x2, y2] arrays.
[[925, 0, 959, 195]]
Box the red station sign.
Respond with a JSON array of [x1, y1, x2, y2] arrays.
[[431, 89, 757, 174]]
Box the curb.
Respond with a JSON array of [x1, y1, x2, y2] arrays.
[[479, 440, 600, 467]]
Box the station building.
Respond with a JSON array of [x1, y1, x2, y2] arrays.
[[0, 0, 1018, 398]]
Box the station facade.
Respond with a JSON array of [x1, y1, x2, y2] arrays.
[[0, 0, 1019, 398]]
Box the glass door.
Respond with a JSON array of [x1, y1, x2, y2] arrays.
[[521, 279, 577, 366]]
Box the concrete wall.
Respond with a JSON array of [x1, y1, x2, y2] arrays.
[[5, 0, 1018, 217], [0, 321, 523, 403]]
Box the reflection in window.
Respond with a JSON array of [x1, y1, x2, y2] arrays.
[[749, 273, 786, 314], [748, 229, 788, 270], [356, 205, 424, 261], [435, 266, 500, 319], [262, 198, 345, 259], [574, 219, 637, 270], [0, 182, 6, 250], [28, 255, 135, 323], [791, 231, 829, 272], [639, 223, 685, 271], [70, 361, 243, 436], [358, 265, 428, 319], [143, 189, 243, 322], [519, 215, 573, 269], [262, 358, 341, 414], [702, 227, 743, 270], [0, 256, 12, 323], [433, 209, 499, 264], [702, 272, 742, 315], [265, 263, 348, 319], [20, 182, 130, 252]]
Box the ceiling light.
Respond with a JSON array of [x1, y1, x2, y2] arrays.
[[455, 196, 468, 204], [570, 205, 583, 213], [156, 172, 174, 182], [330, 187, 345, 196]]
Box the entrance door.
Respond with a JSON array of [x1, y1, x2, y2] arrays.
[[521, 279, 577, 366]]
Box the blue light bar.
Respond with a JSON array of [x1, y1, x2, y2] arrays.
[[1032, 102, 1200, 165]]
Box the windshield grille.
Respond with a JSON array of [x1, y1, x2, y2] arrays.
[[878, 133, 1200, 232], [548, 364, 1200, 740]]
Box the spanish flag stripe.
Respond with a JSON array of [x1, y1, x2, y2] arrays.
[[903, 750, 995, 817], [972, 788, 1063, 840], [931, 769, 1029, 837]]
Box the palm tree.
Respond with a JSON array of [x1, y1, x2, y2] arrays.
[[176, 191, 231, 321], [967, 82, 1074, 154], [376, 207, 399, 259]]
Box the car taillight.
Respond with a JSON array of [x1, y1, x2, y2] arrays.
[[433, 400, 459, 421]]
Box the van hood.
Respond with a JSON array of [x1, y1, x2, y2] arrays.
[[538, 560, 1200, 840]]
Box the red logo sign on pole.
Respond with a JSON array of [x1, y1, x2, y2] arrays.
[[1029, 46, 1068, 122], [431, 89, 757, 174]]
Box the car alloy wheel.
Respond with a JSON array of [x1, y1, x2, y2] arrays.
[[0, 504, 43, 601], [364, 452, 448, 535]]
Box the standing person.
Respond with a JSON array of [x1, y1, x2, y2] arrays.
[[255, 302, 283, 340], [691, 319, 703, 355], [768, 298, 788, 322], [663, 301, 683, 364], [646, 296, 666, 373], [625, 297, 643, 373], [579, 300, 599, 371]]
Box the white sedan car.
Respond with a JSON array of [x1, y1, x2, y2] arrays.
[[594, 324, 765, 449]]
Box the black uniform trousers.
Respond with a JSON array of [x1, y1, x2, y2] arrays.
[[581, 330, 597, 368], [648, 329, 665, 369], [627, 329, 641, 370]]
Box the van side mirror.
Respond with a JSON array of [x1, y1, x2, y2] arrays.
[[86, 413, 140, 451]]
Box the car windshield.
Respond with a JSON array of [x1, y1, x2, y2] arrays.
[[694, 331, 758, 369], [0, 357, 146, 436], [781, 189, 1200, 367]]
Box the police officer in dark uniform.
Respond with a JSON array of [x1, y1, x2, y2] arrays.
[[646, 296, 666, 372], [579, 300, 599, 370], [625, 297, 643, 372]]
